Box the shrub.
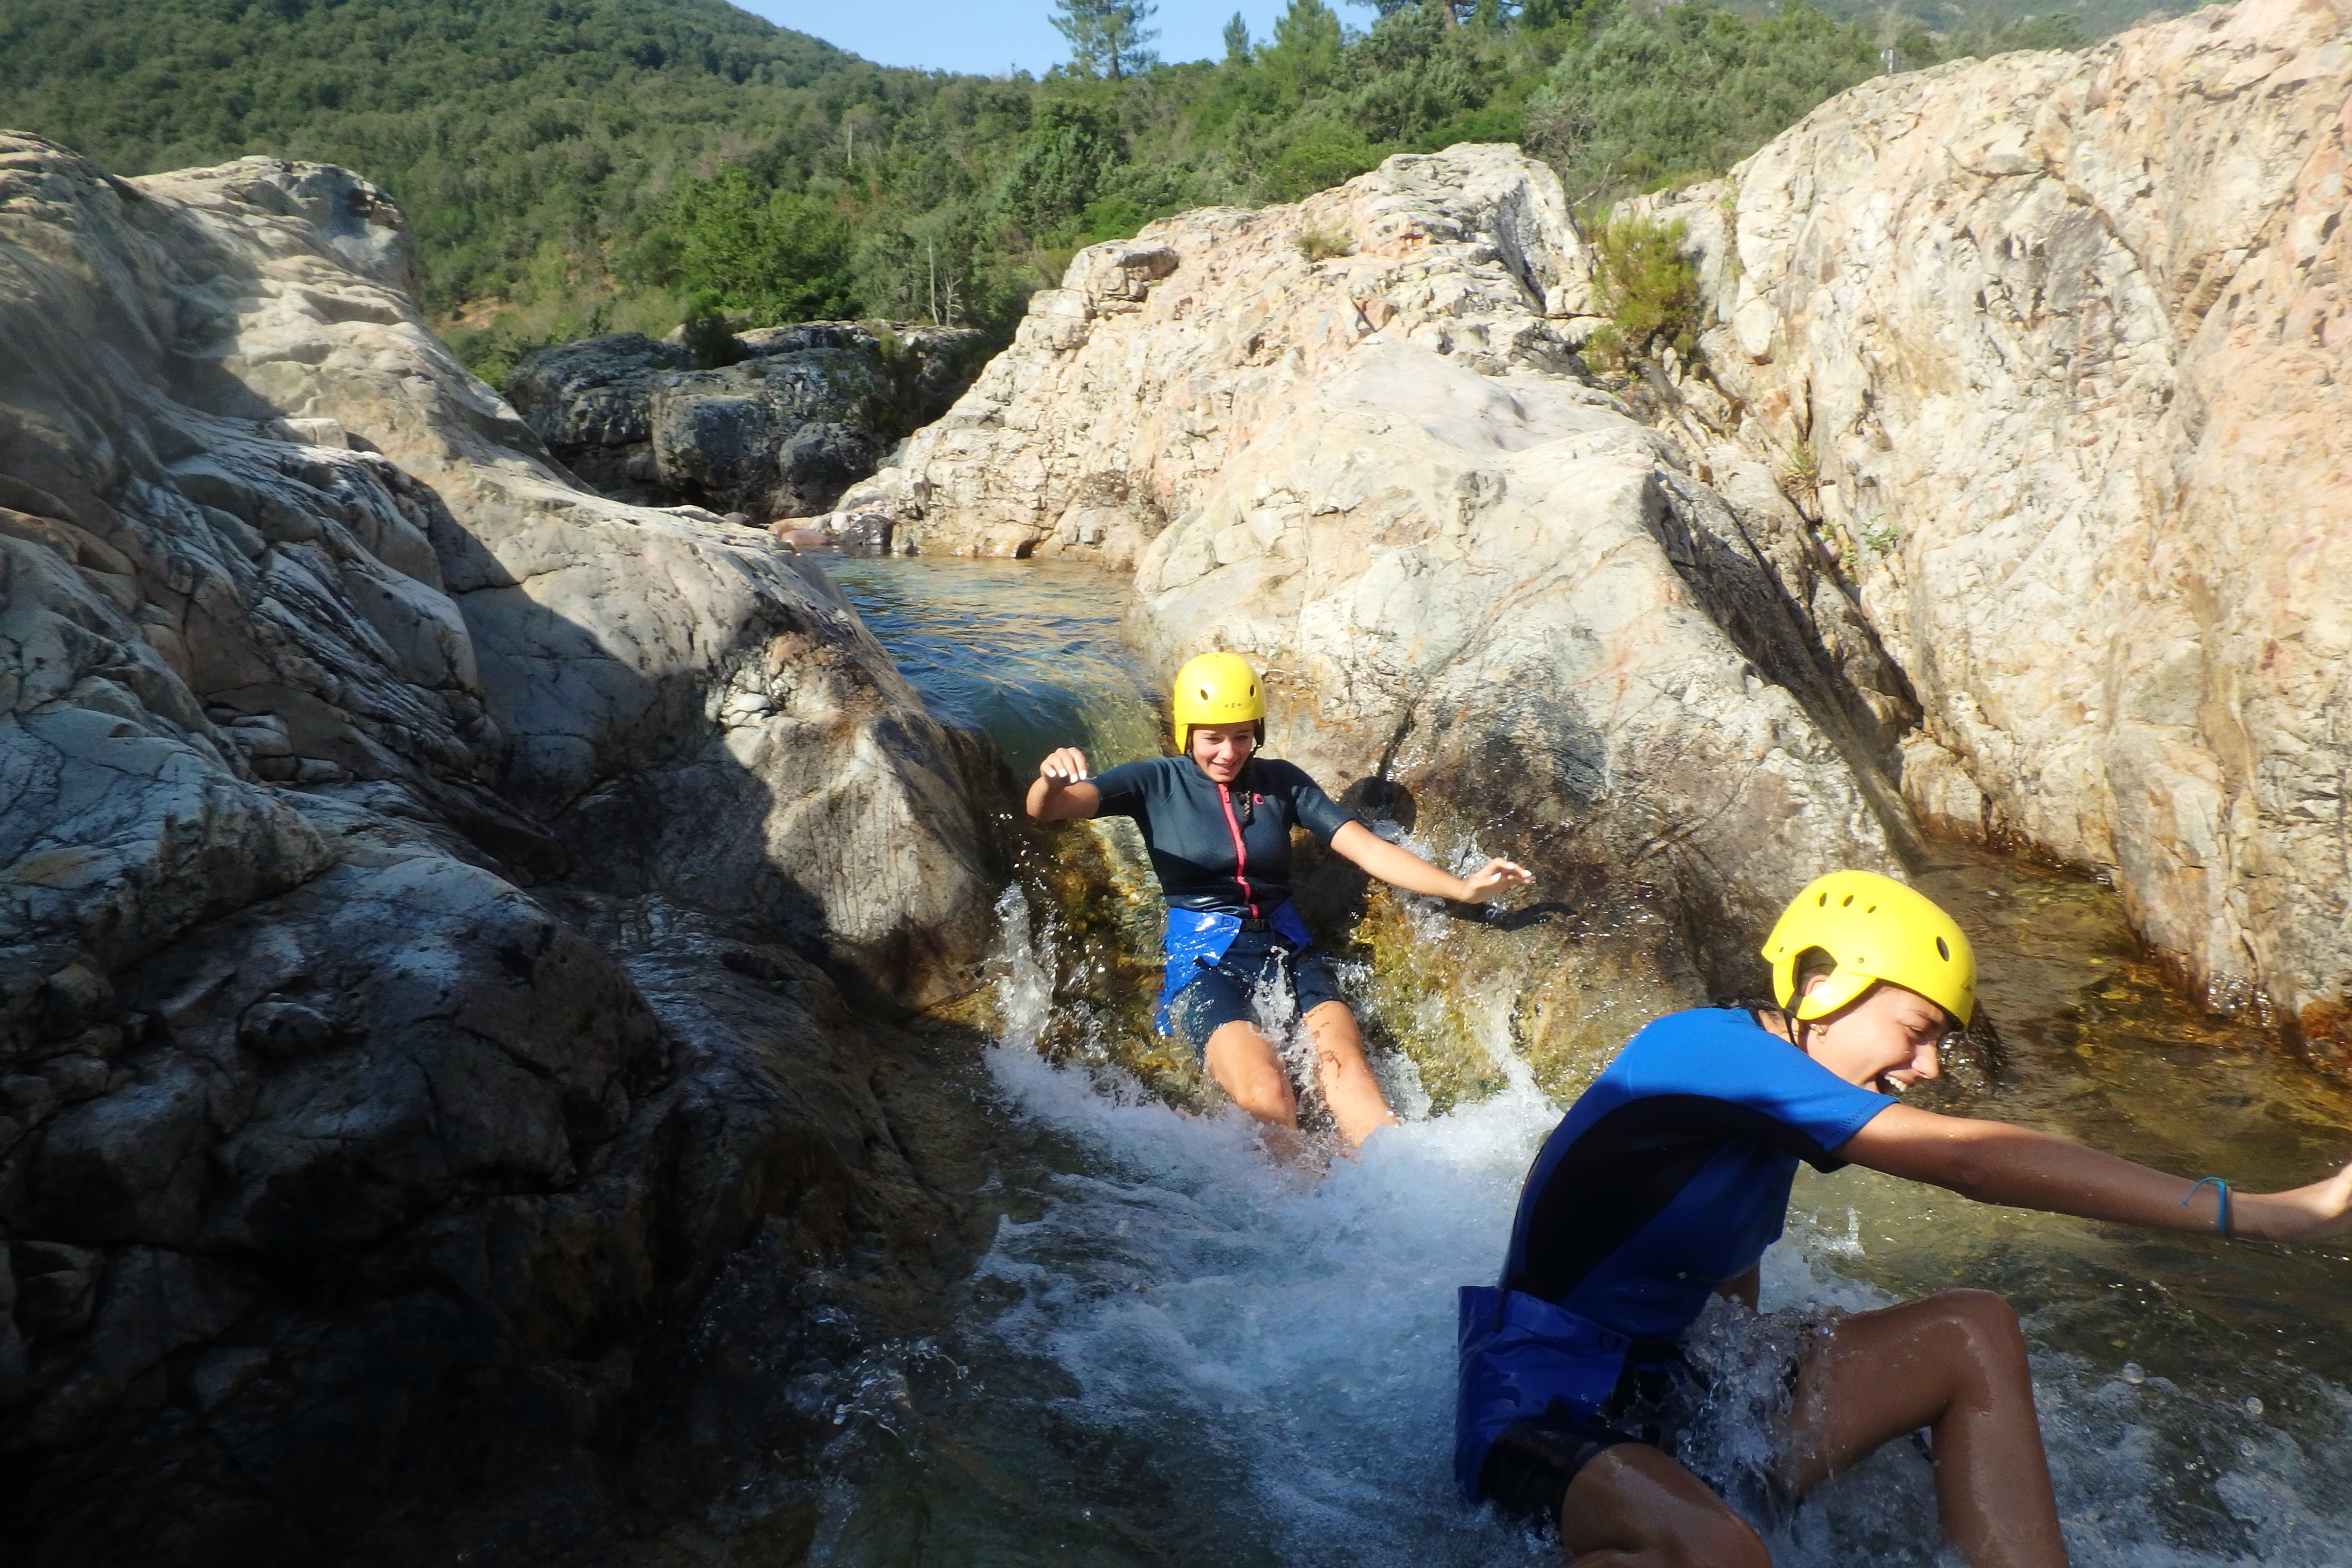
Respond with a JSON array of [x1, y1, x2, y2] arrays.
[[1586, 212, 1700, 366], [680, 292, 745, 370], [1295, 220, 1356, 261]]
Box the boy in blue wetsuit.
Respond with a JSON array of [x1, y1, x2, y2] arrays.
[[1459, 870, 2352, 1568], [1026, 651, 1531, 1147]]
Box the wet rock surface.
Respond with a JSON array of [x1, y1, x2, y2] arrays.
[[861, 1, 2352, 1046], [0, 132, 999, 1561], [507, 321, 987, 522], [855, 144, 1917, 1004], [1665, 0, 2352, 1050]]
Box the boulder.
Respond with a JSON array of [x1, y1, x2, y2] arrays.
[[0, 132, 998, 1559], [841, 146, 1605, 568], [508, 321, 988, 520], [1673, 0, 2352, 1048], [862, 145, 1916, 1007]]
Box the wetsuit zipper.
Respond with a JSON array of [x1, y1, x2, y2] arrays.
[[1215, 781, 1259, 917]]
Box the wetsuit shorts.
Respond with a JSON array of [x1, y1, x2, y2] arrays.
[[1479, 1357, 1696, 1530], [1165, 928, 1344, 1054]]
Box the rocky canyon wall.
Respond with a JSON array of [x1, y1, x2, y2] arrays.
[[0, 134, 996, 1560], [848, 146, 1923, 1011], [1669, 0, 2352, 1049], [859, 0, 2352, 1057]]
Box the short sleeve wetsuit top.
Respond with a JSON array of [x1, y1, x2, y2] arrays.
[[1455, 1005, 1894, 1501], [1089, 756, 1355, 917]]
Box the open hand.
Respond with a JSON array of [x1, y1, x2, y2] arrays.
[[1038, 746, 1092, 784], [2243, 1158, 2352, 1244], [1456, 858, 1533, 905]]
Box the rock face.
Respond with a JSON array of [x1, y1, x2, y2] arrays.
[[851, 145, 1918, 1003], [508, 321, 987, 521], [861, 1, 2352, 1052], [843, 152, 1603, 567], [0, 134, 996, 1559], [1673, 0, 2352, 1047]]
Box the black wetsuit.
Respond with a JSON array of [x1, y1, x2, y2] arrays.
[[1089, 756, 1358, 1048]]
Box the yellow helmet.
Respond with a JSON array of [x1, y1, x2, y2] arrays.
[[1761, 869, 1975, 1024], [1170, 651, 1265, 753]]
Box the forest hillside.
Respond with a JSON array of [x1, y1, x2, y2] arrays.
[[1, 0, 2140, 380]]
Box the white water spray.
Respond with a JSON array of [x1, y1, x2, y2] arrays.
[[962, 887, 2352, 1568]]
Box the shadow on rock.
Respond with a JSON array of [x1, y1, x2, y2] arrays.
[[0, 133, 1007, 1566]]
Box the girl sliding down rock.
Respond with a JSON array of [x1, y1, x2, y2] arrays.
[[1457, 870, 2352, 1567], [1026, 651, 1530, 1148]]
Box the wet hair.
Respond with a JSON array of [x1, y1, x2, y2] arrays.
[[1715, 947, 1845, 1032]]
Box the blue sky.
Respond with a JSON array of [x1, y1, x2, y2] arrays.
[[742, 0, 1323, 77]]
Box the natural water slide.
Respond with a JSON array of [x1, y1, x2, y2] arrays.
[[740, 554, 2352, 1567]]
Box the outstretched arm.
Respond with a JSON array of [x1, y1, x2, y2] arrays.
[[1328, 820, 1532, 905], [1839, 1104, 2352, 1244], [1025, 746, 1102, 822]]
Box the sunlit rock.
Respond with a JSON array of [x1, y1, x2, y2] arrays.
[[1663, 0, 2352, 1048], [857, 144, 1915, 1003]]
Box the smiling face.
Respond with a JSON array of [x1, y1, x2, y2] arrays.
[[1187, 720, 1257, 785], [1797, 976, 1954, 1094]]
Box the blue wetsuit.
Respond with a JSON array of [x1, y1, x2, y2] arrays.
[[1089, 756, 1357, 1047], [1457, 1006, 1893, 1515]]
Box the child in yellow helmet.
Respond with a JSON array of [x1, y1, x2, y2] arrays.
[[1458, 870, 2352, 1565], [1026, 651, 1533, 1148]]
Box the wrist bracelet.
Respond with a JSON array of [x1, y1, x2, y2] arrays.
[[2183, 1175, 2232, 1238]]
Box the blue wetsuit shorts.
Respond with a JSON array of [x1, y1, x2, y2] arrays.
[[1480, 1355, 1697, 1529], [1165, 928, 1345, 1055]]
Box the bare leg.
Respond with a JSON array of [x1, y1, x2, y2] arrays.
[[1559, 1444, 1771, 1568], [1301, 1000, 1400, 1148], [1203, 1019, 1300, 1138], [1783, 1289, 2066, 1568]]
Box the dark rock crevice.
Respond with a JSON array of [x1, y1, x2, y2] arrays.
[[507, 323, 989, 524]]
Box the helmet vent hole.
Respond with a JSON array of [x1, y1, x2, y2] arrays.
[[1936, 937, 1951, 961], [1841, 894, 1853, 907], [1817, 893, 1827, 906], [1866, 903, 1877, 913]]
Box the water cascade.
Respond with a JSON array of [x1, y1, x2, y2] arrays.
[[782, 556, 2352, 1567]]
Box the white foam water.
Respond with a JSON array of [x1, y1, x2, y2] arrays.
[[940, 888, 2352, 1568]]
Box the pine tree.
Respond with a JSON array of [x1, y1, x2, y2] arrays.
[[1222, 10, 1251, 61], [1049, 0, 1161, 81]]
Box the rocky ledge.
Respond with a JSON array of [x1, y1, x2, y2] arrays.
[[0, 135, 998, 1560], [1661, 0, 2352, 1051], [507, 320, 987, 522], [851, 0, 2352, 1060], [847, 142, 1921, 1037]]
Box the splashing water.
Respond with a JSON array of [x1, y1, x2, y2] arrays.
[[797, 555, 2352, 1568], [933, 892, 2352, 1568]]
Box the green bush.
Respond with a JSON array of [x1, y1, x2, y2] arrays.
[[1585, 212, 1700, 365]]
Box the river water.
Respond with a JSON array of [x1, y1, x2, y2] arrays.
[[792, 554, 2352, 1567]]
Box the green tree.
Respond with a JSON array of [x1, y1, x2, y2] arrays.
[[0, 0, 2150, 384], [1050, 0, 1161, 80], [1222, 11, 1252, 61], [1265, 0, 1346, 93], [672, 167, 854, 322], [1004, 98, 1128, 236], [1529, 2, 1877, 199], [1585, 213, 1700, 364]]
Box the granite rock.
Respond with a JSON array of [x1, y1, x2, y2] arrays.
[[0, 132, 997, 1559], [508, 322, 987, 520], [1677, 0, 2352, 1045]]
